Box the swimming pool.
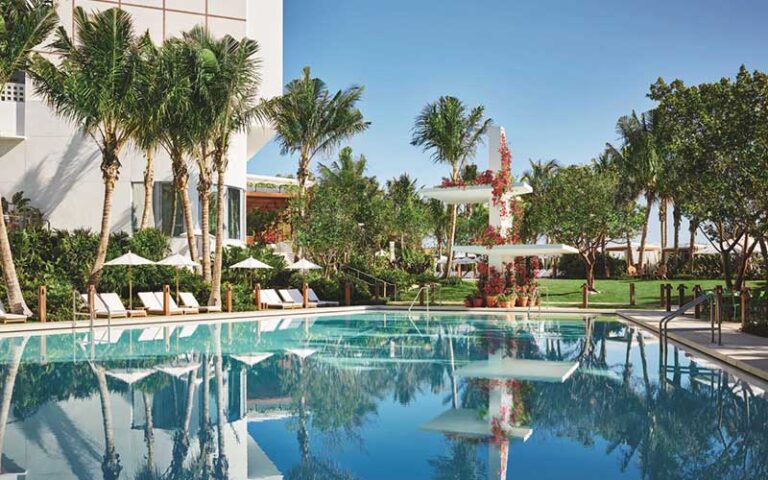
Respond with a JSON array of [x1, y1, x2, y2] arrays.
[[0, 311, 766, 479]]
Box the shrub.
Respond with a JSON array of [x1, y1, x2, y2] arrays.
[[557, 253, 626, 279]]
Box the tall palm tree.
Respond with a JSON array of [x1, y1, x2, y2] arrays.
[[30, 7, 143, 286], [411, 96, 492, 277], [263, 66, 369, 221], [0, 0, 58, 314], [153, 37, 201, 267], [606, 110, 662, 271], [181, 28, 262, 307]]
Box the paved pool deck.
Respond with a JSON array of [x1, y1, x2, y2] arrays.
[[618, 309, 768, 383]]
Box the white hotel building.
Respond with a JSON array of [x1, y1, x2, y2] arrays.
[[0, 0, 283, 252]]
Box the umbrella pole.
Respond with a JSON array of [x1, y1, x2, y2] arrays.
[[176, 269, 180, 303], [129, 265, 133, 310]]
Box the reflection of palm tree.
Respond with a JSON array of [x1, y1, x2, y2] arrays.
[[213, 325, 228, 478], [198, 353, 214, 477], [0, 337, 29, 464], [429, 439, 485, 480], [167, 368, 197, 479], [91, 364, 122, 480]]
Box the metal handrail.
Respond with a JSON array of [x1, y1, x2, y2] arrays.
[[340, 265, 397, 299], [658, 292, 713, 366], [408, 285, 430, 314]]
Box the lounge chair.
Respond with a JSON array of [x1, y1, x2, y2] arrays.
[[179, 292, 222, 313], [308, 288, 340, 307], [279, 289, 317, 308], [160, 293, 198, 314], [80, 293, 128, 319], [261, 289, 301, 309], [99, 293, 148, 318], [0, 300, 27, 323], [138, 292, 184, 315]]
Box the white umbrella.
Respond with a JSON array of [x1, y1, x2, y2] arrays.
[[157, 253, 200, 302], [104, 251, 155, 309], [230, 257, 273, 288], [286, 258, 321, 271]]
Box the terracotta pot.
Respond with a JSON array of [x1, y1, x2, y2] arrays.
[[515, 296, 523, 307], [464, 299, 472, 307], [472, 297, 485, 308], [499, 300, 511, 308], [485, 295, 499, 308], [535, 296, 541, 306], [521, 296, 529, 307]]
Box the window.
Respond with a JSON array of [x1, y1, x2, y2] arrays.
[[154, 182, 184, 237], [228, 187, 242, 240]]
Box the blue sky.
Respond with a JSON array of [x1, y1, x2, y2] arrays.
[[249, 0, 768, 241]]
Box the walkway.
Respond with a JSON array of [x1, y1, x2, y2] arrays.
[[619, 309, 768, 382]]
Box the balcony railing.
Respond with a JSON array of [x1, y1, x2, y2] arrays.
[[1, 82, 25, 103]]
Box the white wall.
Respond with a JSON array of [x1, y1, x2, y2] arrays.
[[0, 0, 282, 249]]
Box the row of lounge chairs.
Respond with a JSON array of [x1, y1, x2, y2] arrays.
[[81, 288, 339, 319]]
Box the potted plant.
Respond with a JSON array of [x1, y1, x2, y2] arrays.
[[498, 293, 511, 308], [483, 267, 505, 307], [472, 293, 485, 308], [464, 294, 474, 308]]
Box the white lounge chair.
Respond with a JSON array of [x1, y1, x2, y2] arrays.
[[261, 289, 301, 309], [138, 292, 184, 315], [308, 288, 340, 307], [100, 293, 148, 318], [80, 293, 128, 319], [0, 300, 26, 323], [279, 289, 317, 308], [179, 292, 222, 313], [160, 293, 198, 314]]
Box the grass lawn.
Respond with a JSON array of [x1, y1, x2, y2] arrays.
[[399, 278, 764, 309]]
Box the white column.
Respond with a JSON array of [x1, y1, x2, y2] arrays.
[[487, 126, 511, 270]]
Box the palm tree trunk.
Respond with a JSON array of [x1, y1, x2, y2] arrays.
[[0, 337, 28, 457], [172, 155, 199, 268], [672, 203, 681, 256], [444, 204, 458, 279], [637, 194, 654, 271], [688, 220, 697, 273], [142, 391, 155, 467], [659, 197, 668, 264], [92, 364, 122, 480], [625, 234, 634, 272], [209, 166, 226, 307], [139, 148, 154, 231], [213, 325, 228, 478], [198, 170, 212, 282], [88, 165, 119, 286], [0, 199, 31, 316]]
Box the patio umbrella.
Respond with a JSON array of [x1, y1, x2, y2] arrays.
[[157, 253, 200, 302], [230, 257, 273, 289], [104, 251, 155, 309], [286, 258, 321, 272]]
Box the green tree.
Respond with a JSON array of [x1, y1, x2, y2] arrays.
[[410, 96, 492, 277], [264, 66, 369, 224], [30, 7, 143, 286], [530, 165, 643, 289], [650, 66, 768, 289], [521, 159, 560, 243], [0, 0, 57, 314], [385, 174, 429, 253]]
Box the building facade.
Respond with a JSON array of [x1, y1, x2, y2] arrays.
[[0, 0, 283, 254]]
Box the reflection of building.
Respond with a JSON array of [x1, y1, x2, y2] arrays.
[[0, 1, 283, 253], [421, 346, 578, 480]]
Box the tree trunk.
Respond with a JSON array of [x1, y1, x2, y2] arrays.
[[142, 391, 155, 467], [0, 337, 28, 457], [139, 148, 154, 231], [198, 170, 212, 282], [659, 197, 668, 264], [760, 239, 768, 285], [88, 164, 119, 286], [0, 198, 31, 316], [92, 364, 122, 480], [688, 220, 697, 273], [601, 235, 610, 278], [213, 325, 228, 478], [719, 244, 733, 290], [209, 166, 226, 307], [625, 234, 634, 272], [735, 237, 758, 291], [583, 251, 596, 290], [672, 203, 681, 256], [295, 151, 310, 258], [637, 194, 654, 271], [444, 204, 458, 279], [172, 155, 199, 269]]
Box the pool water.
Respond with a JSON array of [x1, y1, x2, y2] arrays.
[[1, 312, 767, 479]]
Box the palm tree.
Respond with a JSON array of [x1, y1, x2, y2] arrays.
[[91, 363, 122, 480], [606, 110, 663, 271], [0, 336, 29, 461], [411, 96, 492, 277], [30, 7, 143, 286], [181, 27, 262, 307], [0, 0, 58, 315], [263, 66, 369, 222], [153, 37, 201, 267]]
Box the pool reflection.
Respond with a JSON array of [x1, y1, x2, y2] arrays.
[[0, 313, 766, 479]]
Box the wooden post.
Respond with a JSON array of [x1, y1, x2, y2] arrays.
[[302, 282, 309, 308], [629, 283, 636, 306], [660, 284, 666, 308], [581, 283, 588, 309], [225, 285, 233, 313], [715, 286, 723, 344], [163, 285, 171, 316], [741, 289, 750, 330], [38, 285, 47, 323], [677, 284, 687, 308], [344, 282, 352, 306], [665, 284, 672, 312], [254, 283, 262, 310], [693, 285, 702, 319]]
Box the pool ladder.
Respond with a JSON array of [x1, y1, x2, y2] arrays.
[[407, 285, 431, 315], [658, 292, 714, 365]]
